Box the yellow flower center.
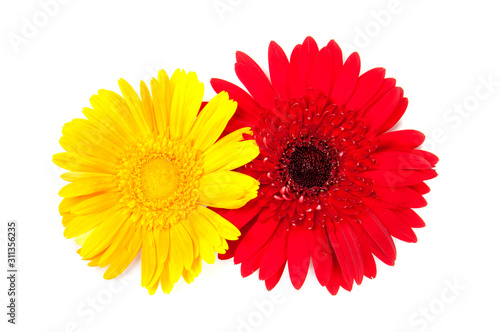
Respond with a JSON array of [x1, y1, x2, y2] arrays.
[[117, 134, 203, 229], [141, 158, 180, 201]]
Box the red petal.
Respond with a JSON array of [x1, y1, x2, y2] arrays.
[[234, 218, 280, 264], [329, 52, 361, 107], [307, 225, 332, 286], [265, 263, 286, 291], [340, 268, 354, 291], [326, 39, 343, 92], [378, 130, 426, 150], [374, 186, 428, 208], [363, 169, 437, 187], [241, 239, 271, 278], [218, 243, 238, 260], [419, 169, 438, 180], [410, 182, 431, 195], [268, 40, 291, 101], [326, 256, 342, 295], [199, 101, 208, 115], [369, 205, 418, 243], [218, 220, 253, 260], [372, 150, 433, 170], [210, 78, 261, 123], [350, 218, 377, 279], [359, 78, 396, 116], [211, 199, 263, 230], [350, 216, 395, 266], [255, 206, 278, 223], [379, 96, 408, 133], [410, 150, 439, 167], [289, 44, 302, 99], [395, 209, 426, 228], [235, 51, 276, 110], [363, 87, 402, 133], [223, 113, 256, 133], [346, 67, 386, 111], [326, 223, 354, 288], [358, 210, 397, 263], [308, 46, 333, 96], [287, 225, 310, 290], [259, 228, 289, 280], [337, 220, 364, 285], [290, 36, 319, 99]]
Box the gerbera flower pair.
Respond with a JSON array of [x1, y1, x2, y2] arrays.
[[54, 37, 437, 295]]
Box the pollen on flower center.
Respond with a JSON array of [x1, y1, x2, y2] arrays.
[[288, 145, 332, 188], [141, 158, 180, 200], [117, 134, 203, 229]]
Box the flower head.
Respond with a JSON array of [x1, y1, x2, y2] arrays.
[[54, 69, 259, 294], [211, 37, 438, 294]]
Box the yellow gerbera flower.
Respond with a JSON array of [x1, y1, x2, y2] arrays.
[[54, 69, 260, 294]]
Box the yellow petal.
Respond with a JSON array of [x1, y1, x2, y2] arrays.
[[70, 192, 121, 215], [118, 78, 151, 137], [221, 140, 259, 171], [168, 224, 192, 284], [217, 238, 229, 254], [62, 213, 75, 227], [197, 170, 259, 209], [60, 118, 122, 162], [169, 70, 204, 140], [182, 255, 202, 284], [75, 230, 93, 246], [126, 214, 143, 252], [59, 194, 99, 215], [187, 91, 237, 152], [202, 129, 259, 173], [160, 263, 174, 294], [141, 227, 157, 287], [147, 279, 160, 295], [103, 248, 139, 280], [99, 221, 136, 267], [58, 174, 116, 197], [140, 80, 157, 133], [53, 152, 116, 173], [188, 207, 221, 264], [174, 224, 194, 269], [189, 206, 221, 247], [145, 228, 169, 289], [155, 228, 170, 265], [87, 252, 104, 267], [89, 89, 142, 142], [180, 220, 199, 258], [198, 239, 216, 264], [196, 205, 241, 241], [82, 107, 132, 148], [190, 255, 202, 277], [60, 171, 109, 182], [150, 70, 171, 134], [103, 227, 141, 280], [79, 209, 129, 259], [64, 205, 120, 239]]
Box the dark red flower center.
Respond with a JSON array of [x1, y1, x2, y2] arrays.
[[279, 137, 339, 195], [288, 145, 332, 188]]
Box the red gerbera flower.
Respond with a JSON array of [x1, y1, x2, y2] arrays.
[[211, 36, 438, 295]]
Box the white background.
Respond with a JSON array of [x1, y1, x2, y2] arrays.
[[1, 0, 499, 331]]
